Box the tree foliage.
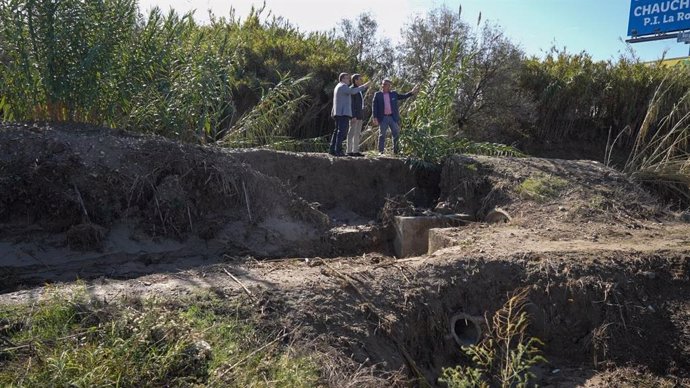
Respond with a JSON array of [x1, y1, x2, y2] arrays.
[[337, 12, 394, 75], [455, 23, 534, 143], [400, 36, 523, 166], [397, 5, 469, 80]]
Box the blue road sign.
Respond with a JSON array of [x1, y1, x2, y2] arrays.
[[628, 0, 690, 36]]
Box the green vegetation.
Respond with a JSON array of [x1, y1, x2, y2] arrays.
[[614, 69, 690, 202], [520, 49, 686, 150], [220, 73, 313, 148], [0, 287, 320, 387], [517, 174, 569, 201], [516, 49, 690, 203], [399, 11, 524, 165], [2, 1, 690, 199], [0, 1, 352, 142], [439, 289, 546, 388]]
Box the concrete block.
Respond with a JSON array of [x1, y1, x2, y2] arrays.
[[393, 215, 466, 258], [428, 228, 455, 255]]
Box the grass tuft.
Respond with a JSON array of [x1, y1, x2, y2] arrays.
[[0, 287, 320, 387], [516, 174, 568, 202]]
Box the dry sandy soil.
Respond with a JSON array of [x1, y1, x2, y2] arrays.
[[1, 123, 689, 387]]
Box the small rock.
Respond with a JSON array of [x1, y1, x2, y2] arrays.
[[185, 340, 212, 364], [558, 206, 566, 212], [484, 208, 511, 224]]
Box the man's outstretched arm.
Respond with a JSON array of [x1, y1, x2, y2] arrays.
[[397, 84, 420, 100]]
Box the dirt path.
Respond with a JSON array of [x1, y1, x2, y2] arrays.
[[3, 218, 689, 304], [431, 220, 690, 257], [2, 227, 688, 387]]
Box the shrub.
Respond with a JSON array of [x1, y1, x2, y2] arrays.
[[439, 289, 546, 388]]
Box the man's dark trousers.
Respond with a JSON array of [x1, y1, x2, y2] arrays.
[[329, 115, 349, 155]]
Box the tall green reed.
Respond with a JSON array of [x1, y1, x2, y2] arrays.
[[121, 8, 237, 142], [400, 39, 522, 165], [611, 66, 690, 202], [0, 1, 351, 144], [0, 0, 137, 122], [221, 73, 311, 148]]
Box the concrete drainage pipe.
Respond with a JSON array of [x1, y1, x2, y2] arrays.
[[450, 313, 482, 347]]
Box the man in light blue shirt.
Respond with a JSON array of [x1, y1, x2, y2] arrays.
[[330, 72, 370, 156]]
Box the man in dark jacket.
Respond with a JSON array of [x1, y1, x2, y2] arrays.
[[346, 74, 365, 156], [371, 78, 418, 154]]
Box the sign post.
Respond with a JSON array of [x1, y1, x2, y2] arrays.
[[627, 0, 690, 43]]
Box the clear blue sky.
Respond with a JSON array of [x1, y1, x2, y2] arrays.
[[139, 0, 690, 61], [453, 0, 689, 61]]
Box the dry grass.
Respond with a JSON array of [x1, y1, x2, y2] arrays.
[[611, 70, 690, 204]]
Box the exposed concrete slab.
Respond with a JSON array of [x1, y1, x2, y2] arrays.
[[428, 227, 456, 255], [393, 215, 469, 258]]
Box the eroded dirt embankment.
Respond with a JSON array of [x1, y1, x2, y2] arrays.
[[0, 124, 432, 290], [232, 149, 440, 219], [271, 250, 690, 384], [0, 123, 328, 290], [2, 123, 690, 386], [4, 248, 687, 386]]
